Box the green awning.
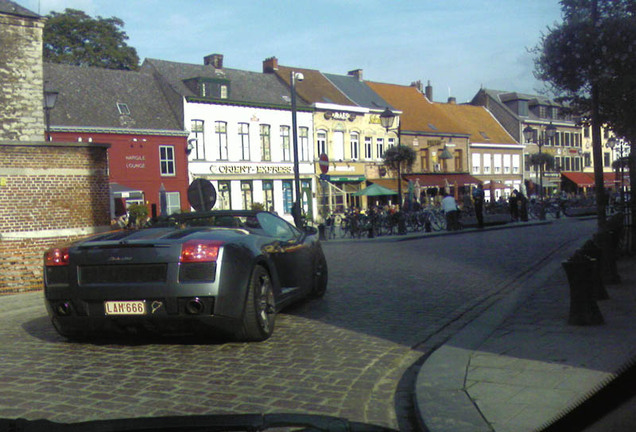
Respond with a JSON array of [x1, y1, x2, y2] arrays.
[[327, 175, 365, 182]]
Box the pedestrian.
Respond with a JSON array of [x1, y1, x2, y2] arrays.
[[441, 192, 459, 231], [509, 190, 519, 222], [472, 184, 485, 228], [518, 191, 529, 222]]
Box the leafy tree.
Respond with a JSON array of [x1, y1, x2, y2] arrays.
[[528, 152, 556, 172], [533, 0, 636, 234], [382, 145, 416, 175], [44, 8, 140, 70]]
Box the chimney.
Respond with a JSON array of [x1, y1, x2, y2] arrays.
[[410, 80, 423, 93], [204, 54, 223, 69], [425, 80, 433, 101], [263, 57, 278, 73], [348, 69, 363, 81], [447, 97, 456, 104]]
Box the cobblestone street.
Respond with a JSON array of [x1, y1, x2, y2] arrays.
[[0, 219, 595, 430]]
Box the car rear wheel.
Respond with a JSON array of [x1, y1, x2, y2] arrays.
[[239, 265, 275, 341], [310, 251, 328, 298]]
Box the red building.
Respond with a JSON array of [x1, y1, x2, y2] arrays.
[[45, 63, 190, 218]]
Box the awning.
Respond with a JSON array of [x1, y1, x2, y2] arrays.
[[110, 182, 144, 200], [368, 178, 408, 191], [403, 173, 482, 188], [562, 172, 619, 188]]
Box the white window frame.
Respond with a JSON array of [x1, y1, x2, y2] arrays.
[[350, 132, 359, 160], [159, 145, 176, 176], [376, 138, 384, 159], [238, 122, 250, 161], [483, 153, 491, 174], [300, 127, 310, 161], [472, 153, 481, 175], [215, 121, 228, 160], [364, 137, 372, 159], [317, 130, 327, 156], [281, 125, 291, 161]]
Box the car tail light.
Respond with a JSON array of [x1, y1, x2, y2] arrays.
[[179, 240, 223, 263], [45, 247, 70, 266]]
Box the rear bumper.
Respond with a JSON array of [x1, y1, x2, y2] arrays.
[[45, 297, 242, 339]]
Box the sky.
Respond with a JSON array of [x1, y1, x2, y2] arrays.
[[17, 0, 564, 104]]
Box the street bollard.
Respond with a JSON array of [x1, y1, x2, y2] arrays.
[[562, 252, 604, 326], [580, 240, 610, 300]]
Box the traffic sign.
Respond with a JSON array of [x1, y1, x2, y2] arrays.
[[319, 153, 329, 174]]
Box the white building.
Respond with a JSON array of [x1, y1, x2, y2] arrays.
[[143, 55, 315, 222]]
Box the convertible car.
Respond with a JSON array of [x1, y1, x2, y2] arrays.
[[43, 210, 328, 342]]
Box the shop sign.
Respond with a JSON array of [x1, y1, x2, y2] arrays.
[[125, 155, 145, 169], [324, 111, 357, 121], [210, 164, 293, 175]]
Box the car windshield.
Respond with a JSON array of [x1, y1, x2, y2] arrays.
[[4, 1, 636, 432]]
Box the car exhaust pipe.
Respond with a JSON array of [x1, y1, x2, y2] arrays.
[[56, 302, 72, 316], [185, 298, 204, 315]]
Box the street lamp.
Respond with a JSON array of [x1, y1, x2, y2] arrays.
[[43, 88, 58, 141], [290, 71, 304, 228], [379, 107, 406, 234], [606, 136, 625, 205], [523, 123, 556, 201]]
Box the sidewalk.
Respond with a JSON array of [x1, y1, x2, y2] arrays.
[[414, 243, 636, 431]]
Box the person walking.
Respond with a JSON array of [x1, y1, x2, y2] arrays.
[[441, 192, 459, 231], [509, 189, 519, 222], [472, 184, 485, 228]]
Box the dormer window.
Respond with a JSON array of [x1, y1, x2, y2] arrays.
[[479, 131, 490, 141], [220, 85, 228, 99], [117, 103, 130, 115], [183, 77, 231, 100]]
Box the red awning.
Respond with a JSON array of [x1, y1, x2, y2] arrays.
[[562, 172, 620, 188], [403, 173, 482, 188]]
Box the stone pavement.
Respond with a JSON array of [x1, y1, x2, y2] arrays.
[[415, 235, 636, 432]]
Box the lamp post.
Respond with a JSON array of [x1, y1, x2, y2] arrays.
[[43, 89, 58, 141], [523, 123, 556, 201], [606, 136, 625, 206], [290, 71, 304, 228], [379, 107, 406, 234]]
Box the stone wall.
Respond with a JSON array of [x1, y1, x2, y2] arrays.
[[0, 12, 45, 142], [0, 142, 111, 294]]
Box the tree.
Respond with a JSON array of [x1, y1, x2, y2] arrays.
[[44, 9, 140, 70], [534, 0, 636, 236], [382, 145, 416, 175]]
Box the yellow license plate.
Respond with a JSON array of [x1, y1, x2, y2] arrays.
[[104, 300, 146, 316]]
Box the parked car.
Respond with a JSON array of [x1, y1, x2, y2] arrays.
[[43, 210, 328, 342]]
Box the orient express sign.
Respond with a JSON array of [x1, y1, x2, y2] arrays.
[[210, 164, 293, 174]]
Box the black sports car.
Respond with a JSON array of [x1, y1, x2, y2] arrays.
[[43, 210, 328, 342]]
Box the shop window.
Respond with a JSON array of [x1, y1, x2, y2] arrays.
[[218, 181, 231, 210], [241, 181, 253, 210], [263, 181, 274, 212], [282, 181, 293, 214]]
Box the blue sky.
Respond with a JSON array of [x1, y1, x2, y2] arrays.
[[19, 0, 563, 104]]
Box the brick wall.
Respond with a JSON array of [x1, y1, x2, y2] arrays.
[[0, 142, 111, 294]]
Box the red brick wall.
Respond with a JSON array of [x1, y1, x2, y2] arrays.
[[0, 141, 110, 294]]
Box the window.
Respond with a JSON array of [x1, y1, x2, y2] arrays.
[[584, 127, 590, 138], [539, 106, 547, 118], [238, 123, 250, 160], [190, 119, 205, 160], [282, 181, 293, 214], [241, 181, 253, 210], [454, 149, 463, 172], [604, 152, 611, 168], [518, 101, 529, 117], [159, 146, 175, 176], [503, 154, 511, 174], [421, 149, 429, 172], [350, 132, 359, 160], [584, 152, 592, 167], [364, 137, 372, 159], [512, 154, 520, 174], [483, 153, 491, 174], [493, 154, 502, 174], [333, 131, 344, 161], [388, 137, 396, 148], [376, 138, 384, 159], [257, 212, 298, 241], [472, 153, 481, 175], [300, 127, 309, 161], [262, 181, 274, 212], [317, 131, 327, 156], [215, 121, 228, 160], [166, 192, 180, 215], [218, 181, 231, 209], [220, 85, 228, 99], [281, 126, 291, 161], [260, 124, 271, 161], [117, 103, 130, 115]]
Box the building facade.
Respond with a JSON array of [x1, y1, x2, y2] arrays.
[[144, 55, 316, 223], [45, 63, 190, 218]]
